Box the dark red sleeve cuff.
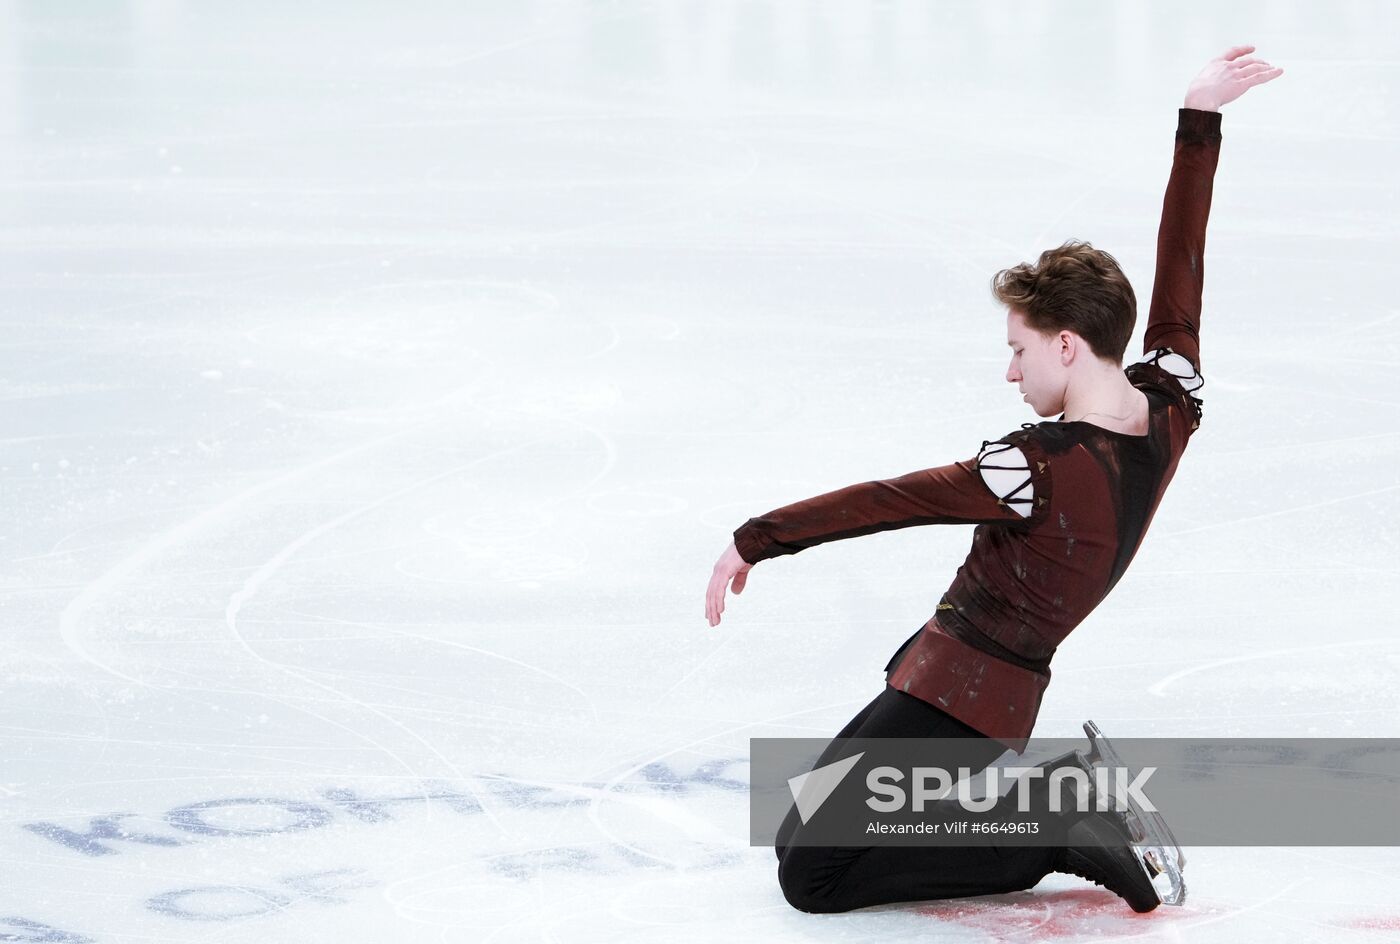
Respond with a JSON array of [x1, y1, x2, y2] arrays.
[[732, 521, 767, 565], [1177, 107, 1223, 143]]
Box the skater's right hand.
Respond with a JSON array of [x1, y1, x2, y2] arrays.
[[706, 541, 752, 627], [1184, 45, 1283, 112]]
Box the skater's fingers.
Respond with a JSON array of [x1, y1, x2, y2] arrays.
[[1242, 66, 1284, 88], [1220, 44, 1256, 61], [706, 570, 724, 625], [707, 543, 752, 626]]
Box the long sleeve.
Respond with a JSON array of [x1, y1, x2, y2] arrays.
[[732, 456, 1032, 566], [1142, 108, 1222, 371]]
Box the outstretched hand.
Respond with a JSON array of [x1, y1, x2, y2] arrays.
[[706, 541, 752, 627], [1185, 45, 1283, 112]]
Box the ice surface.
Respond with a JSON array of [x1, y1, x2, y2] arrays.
[[1, 2, 1397, 940]]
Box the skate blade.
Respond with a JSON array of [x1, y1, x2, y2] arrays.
[[1082, 720, 1187, 870], [1140, 844, 1187, 906]]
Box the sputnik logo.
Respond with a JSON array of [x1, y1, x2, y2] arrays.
[[787, 752, 865, 824]]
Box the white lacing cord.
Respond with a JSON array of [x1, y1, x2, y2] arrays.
[[1136, 348, 1204, 394], [977, 442, 1033, 518], [1134, 347, 1204, 426]]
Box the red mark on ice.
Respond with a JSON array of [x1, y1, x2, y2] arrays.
[[1342, 915, 1400, 931], [915, 888, 1186, 941]]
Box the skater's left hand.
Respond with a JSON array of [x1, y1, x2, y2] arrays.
[[706, 541, 752, 627], [1184, 45, 1283, 111]]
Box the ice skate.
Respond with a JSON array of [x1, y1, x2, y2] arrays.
[[1057, 808, 1162, 913], [1073, 720, 1187, 907]]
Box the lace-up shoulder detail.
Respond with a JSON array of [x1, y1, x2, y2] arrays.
[[1132, 348, 1204, 427], [976, 440, 1034, 518]]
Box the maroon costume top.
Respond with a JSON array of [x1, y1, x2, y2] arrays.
[[733, 109, 1220, 751]]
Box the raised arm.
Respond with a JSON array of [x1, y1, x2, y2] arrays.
[[1143, 46, 1282, 370]]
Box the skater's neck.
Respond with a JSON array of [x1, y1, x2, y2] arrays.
[[1060, 362, 1149, 436]]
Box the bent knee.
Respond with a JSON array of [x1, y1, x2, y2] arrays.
[[777, 852, 847, 914]]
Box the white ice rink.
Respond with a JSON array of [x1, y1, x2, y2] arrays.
[[2, 2, 1398, 941]]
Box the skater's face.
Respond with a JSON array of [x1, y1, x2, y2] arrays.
[[1006, 309, 1069, 417]]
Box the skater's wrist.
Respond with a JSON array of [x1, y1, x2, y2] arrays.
[[1175, 108, 1223, 143]]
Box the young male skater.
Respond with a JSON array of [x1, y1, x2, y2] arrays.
[[705, 47, 1282, 914]]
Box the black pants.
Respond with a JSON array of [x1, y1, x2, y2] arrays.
[[775, 686, 1063, 914]]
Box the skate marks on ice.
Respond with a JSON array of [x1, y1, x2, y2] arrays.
[[40, 288, 616, 794], [55, 275, 618, 686], [1148, 637, 1400, 699]]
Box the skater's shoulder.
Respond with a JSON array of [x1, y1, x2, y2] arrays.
[[1125, 347, 1205, 430], [975, 427, 1054, 520], [993, 420, 1074, 452], [1126, 349, 1203, 402], [979, 421, 1053, 455], [991, 419, 1146, 459]]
